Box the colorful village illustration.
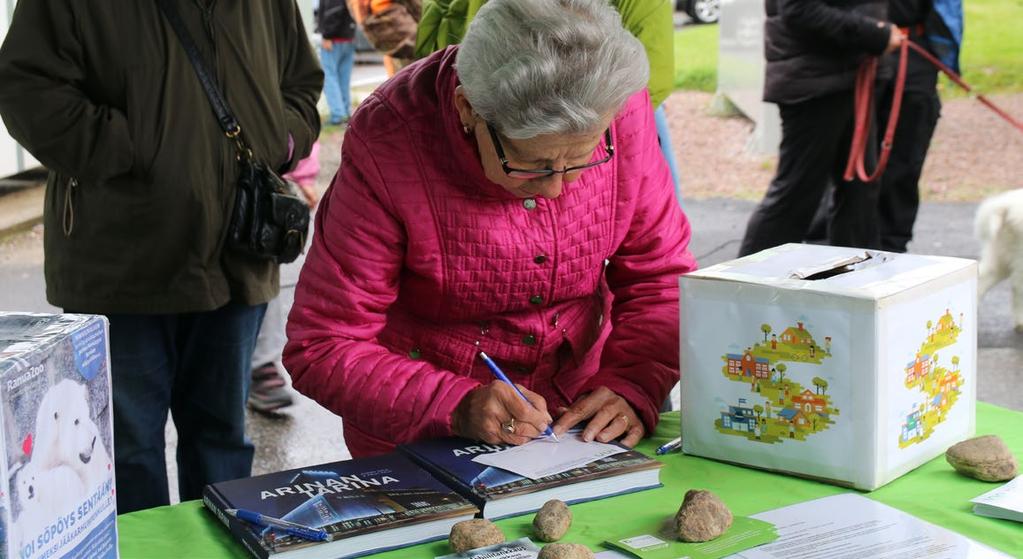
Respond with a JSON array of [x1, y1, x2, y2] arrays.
[[715, 320, 839, 444], [898, 308, 965, 448]]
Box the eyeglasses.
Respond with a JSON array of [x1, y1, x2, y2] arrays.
[[486, 122, 614, 179]]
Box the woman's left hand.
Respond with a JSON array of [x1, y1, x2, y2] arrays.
[[552, 386, 644, 447]]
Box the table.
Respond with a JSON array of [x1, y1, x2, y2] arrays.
[[117, 403, 1023, 558]]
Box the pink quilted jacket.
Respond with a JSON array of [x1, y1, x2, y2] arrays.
[[284, 47, 697, 457]]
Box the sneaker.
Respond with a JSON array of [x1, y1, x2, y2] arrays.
[[248, 362, 294, 414]]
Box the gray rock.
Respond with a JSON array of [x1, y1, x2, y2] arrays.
[[946, 435, 1019, 482], [448, 519, 505, 553], [538, 543, 595, 559], [674, 489, 733, 542], [533, 499, 572, 542]]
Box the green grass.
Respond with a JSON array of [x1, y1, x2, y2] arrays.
[[953, 0, 1023, 94], [673, 24, 718, 92], [672, 0, 1023, 94]]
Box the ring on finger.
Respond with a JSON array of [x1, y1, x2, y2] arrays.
[[616, 414, 629, 427], [502, 418, 516, 434]]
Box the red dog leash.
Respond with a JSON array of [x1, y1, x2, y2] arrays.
[[844, 35, 1023, 183]]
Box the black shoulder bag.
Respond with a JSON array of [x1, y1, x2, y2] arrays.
[[156, 0, 310, 264]]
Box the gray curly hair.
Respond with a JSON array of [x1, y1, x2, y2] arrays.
[[455, 0, 649, 139]]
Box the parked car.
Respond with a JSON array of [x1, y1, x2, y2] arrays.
[[678, 0, 720, 24]]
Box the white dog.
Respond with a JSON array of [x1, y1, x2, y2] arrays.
[[32, 379, 112, 490], [976, 189, 1023, 332]]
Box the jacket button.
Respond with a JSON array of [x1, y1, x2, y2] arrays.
[[522, 334, 537, 346], [523, 198, 537, 210], [409, 348, 422, 360], [534, 254, 547, 265], [529, 295, 543, 305]]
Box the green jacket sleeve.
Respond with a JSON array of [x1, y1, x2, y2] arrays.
[[278, 0, 325, 171], [415, 0, 676, 106], [414, 0, 487, 59], [614, 0, 675, 107], [0, 0, 134, 183]]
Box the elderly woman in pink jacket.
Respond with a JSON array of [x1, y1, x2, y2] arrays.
[[285, 0, 697, 457]]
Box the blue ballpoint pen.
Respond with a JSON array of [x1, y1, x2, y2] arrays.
[[226, 508, 330, 542], [478, 351, 558, 441], [656, 436, 682, 455]]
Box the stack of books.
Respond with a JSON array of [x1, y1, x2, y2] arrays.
[[204, 437, 663, 558]]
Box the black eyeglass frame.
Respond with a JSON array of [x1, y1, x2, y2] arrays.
[[485, 122, 615, 179]]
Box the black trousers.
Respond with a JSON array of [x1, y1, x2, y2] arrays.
[[876, 69, 941, 252], [740, 90, 880, 256]]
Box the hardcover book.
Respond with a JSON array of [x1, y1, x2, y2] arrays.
[[399, 437, 663, 519], [203, 453, 478, 559], [0, 313, 118, 559]]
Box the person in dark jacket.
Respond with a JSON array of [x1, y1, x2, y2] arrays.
[[317, 0, 358, 125], [739, 0, 905, 256], [0, 0, 323, 512], [876, 0, 962, 252]]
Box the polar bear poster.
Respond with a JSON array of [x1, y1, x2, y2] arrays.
[[31, 379, 112, 489]]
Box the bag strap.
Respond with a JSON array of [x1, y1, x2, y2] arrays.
[[155, 0, 251, 156]]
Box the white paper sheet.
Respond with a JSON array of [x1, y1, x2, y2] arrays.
[[971, 476, 1023, 522], [729, 493, 1011, 559], [470, 432, 627, 480]]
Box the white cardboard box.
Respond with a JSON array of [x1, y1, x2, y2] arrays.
[[680, 244, 977, 490], [0, 313, 118, 559]]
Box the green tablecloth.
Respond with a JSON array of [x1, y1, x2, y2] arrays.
[[117, 403, 1023, 558]]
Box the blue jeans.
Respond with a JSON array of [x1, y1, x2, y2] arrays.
[[654, 103, 682, 207], [102, 301, 266, 512], [320, 40, 356, 123]]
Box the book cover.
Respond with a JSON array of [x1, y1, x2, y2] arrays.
[[399, 437, 662, 512], [203, 453, 478, 559], [435, 537, 540, 559], [0, 313, 118, 559]]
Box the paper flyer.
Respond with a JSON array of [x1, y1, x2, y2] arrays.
[[971, 476, 1023, 522], [732, 493, 1011, 559], [606, 517, 778, 559], [471, 433, 626, 480]]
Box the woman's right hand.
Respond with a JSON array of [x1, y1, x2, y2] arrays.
[[885, 24, 906, 54], [452, 381, 553, 445]]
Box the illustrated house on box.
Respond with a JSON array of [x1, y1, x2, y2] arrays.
[[903, 410, 924, 438], [791, 389, 827, 414], [905, 353, 932, 382], [777, 408, 808, 427], [726, 351, 770, 379], [936, 309, 955, 333], [721, 405, 757, 432], [780, 322, 813, 346], [940, 373, 958, 394]]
